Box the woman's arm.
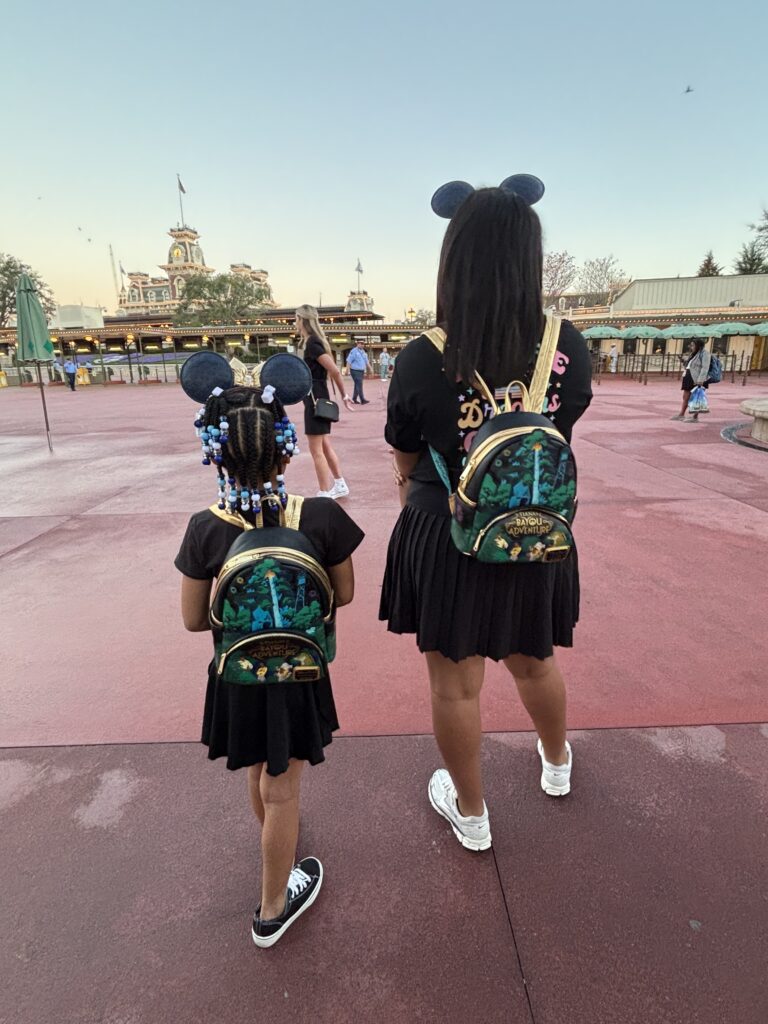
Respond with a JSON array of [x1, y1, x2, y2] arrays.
[[318, 353, 354, 408], [328, 557, 355, 607], [181, 576, 213, 631], [392, 449, 420, 507]]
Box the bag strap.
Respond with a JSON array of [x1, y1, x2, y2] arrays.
[[285, 494, 303, 531], [527, 314, 561, 413], [208, 504, 254, 531], [208, 493, 304, 531], [425, 316, 561, 414]]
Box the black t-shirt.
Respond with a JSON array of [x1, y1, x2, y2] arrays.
[[385, 320, 593, 514], [175, 497, 364, 581], [303, 336, 328, 384]]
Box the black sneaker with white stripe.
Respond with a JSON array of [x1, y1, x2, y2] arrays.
[[252, 857, 323, 948]]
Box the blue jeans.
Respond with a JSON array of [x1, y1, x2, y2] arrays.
[[351, 369, 366, 402]]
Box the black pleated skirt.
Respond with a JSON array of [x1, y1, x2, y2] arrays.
[[201, 660, 339, 775], [379, 504, 581, 663]]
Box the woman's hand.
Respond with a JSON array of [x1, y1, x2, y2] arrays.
[[341, 394, 354, 410], [392, 458, 406, 487]]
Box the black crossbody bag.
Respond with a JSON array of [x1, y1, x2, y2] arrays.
[[312, 388, 339, 422]]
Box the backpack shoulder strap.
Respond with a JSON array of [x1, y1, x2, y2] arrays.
[[208, 504, 254, 531], [424, 327, 446, 353], [527, 314, 562, 413], [284, 494, 304, 531]]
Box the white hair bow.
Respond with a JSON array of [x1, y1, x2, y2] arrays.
[[262, 384, 276, 404]]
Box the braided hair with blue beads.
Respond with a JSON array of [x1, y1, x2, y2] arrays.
[[196, 386, 299, 515]]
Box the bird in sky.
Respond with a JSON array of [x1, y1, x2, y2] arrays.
[[684, 85, 694, 94]]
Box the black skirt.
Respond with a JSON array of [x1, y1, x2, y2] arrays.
[[303, 382, 332, 436], [201, 660, 339, 775], [379, 504, 580, 663]]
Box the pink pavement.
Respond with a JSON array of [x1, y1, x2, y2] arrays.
[[3, 374, 768, 1024], [1, 374, 768, 747]]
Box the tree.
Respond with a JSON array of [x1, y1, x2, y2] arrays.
[[733, 240, 768, 275], [174, 272, 272, 326], [697, 251, 722, 276], [749, 208, 768, 254], [578, 255, 628, 305], [0, 254, 56, 328], [542, 251, 577, 305], [410, 309, 435, 327]]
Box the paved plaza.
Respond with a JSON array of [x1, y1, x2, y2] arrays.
[[1, 374, 767, 1023]]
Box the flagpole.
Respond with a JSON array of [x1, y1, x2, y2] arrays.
[[177, 174, 185, 227]]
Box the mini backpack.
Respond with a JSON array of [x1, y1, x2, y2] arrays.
[[707, 353, 723, 384], [427, 315, 578, 565], [209, 495, 336, 684]]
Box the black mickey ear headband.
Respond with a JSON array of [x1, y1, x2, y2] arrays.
[[430, 173, 545, 219]]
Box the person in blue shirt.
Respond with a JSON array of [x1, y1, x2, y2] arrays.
[[63, 358, 78, 391], [345, 341, 372, 404]]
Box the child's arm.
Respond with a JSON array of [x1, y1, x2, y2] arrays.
[[180, 575, 213, 631], [328, 557, 355, 608]]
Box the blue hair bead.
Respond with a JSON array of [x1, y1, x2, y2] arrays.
[[202, 457, 211, 465]]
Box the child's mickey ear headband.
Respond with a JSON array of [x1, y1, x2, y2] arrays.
[[179, 351, 312, 405], [430, 173, 545, 219]]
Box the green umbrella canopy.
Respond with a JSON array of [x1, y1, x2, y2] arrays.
[[620, 325, 664, 340], [581, 325, 624, 339], [661, 323, 714, 339], [703, 322, 753, 335], [15, 273, 54, 362]]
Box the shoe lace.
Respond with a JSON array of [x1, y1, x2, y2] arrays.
[[287, 866, 312, 898]]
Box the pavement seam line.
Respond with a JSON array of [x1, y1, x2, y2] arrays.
[[491, 846, 537, 1024]]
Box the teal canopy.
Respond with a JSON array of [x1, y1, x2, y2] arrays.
[[581, 325, 624, 339], [703, 322, 753, 335], [661, 324, 713, 339], [620, 325, 663, 340]]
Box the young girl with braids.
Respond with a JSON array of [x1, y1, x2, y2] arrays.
[[175, 384, 364, 947]]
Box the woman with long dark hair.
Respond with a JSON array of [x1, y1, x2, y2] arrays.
[[380, 184, 592, 850], [672, 339, 712, 422]]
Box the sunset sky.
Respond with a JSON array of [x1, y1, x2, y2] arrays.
[[4, 0, 767, 320]]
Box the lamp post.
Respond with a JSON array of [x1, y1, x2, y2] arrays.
[[126, 334, 135, 384], [162, 337, 171, 382]]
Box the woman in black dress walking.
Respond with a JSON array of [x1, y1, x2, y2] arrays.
[[380, 185, 592, 850], [296, 304, 354, 498]]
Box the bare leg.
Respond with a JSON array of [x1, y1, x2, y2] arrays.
[[247, 764, 265, 824], [259, 759, 304, 921], [680, 390, 691, 416], [504, 653, 567, 765], [322, 436, 343, 480], [307, 435, 333, 491], [426, 651, 485, 817]]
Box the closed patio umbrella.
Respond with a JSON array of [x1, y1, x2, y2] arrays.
[[15, 272, 55, 452]]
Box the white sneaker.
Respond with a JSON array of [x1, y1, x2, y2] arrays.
[[329, 479, 349, 499], [316, 489, 333, 498], [427, 769, 491, 851], [537, 739, 572, 797]]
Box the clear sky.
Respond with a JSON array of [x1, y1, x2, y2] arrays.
[[4, 0, 767, 320]]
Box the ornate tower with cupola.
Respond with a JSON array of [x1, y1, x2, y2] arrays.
[[159, 226, 215, 301]]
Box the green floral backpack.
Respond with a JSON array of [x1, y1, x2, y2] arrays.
[[209, 496, 336, 684], [428, 315, 578, 564]]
